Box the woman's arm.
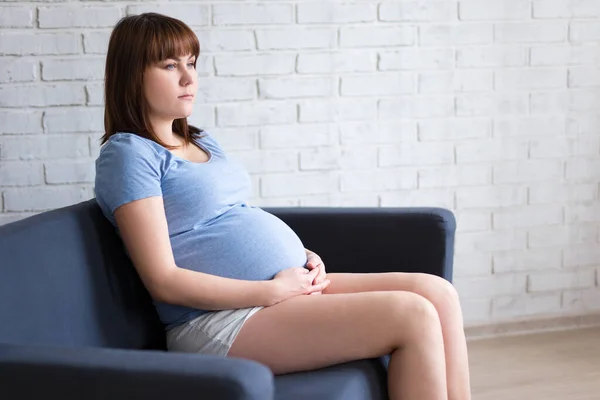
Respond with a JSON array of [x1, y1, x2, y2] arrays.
[[114, 196, 278, 310]]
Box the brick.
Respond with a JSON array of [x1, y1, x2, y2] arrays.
[[127, 5, 209, 26], [298, 52, 376, 74], [495, 22, 568, 43], [493, 160, 563, 184], [529, 269, 595, 292], [570, 21, 600, 42], [39, 6, 122, 28], [454, 252, 493, 276], [196, 29, 254, 52], [529, 182, 596, 204], [529, 223, 597, 249], [297, 3, 377, 23], [260, 124, 338, 148], [456, 46, 527, 68], [0, 33, 80, 56], [0, 58, 37, 83], [563, 289, 600, 313], [252, 197, 299, 207], [461, 298, 492, 324], [457, 138, 528, 163], [380, 1, 457, 22], [379, 48, 454, 70], [260, 173, 338, 197], [496, 68, 567, 91], [532, 136, 599, 159], [0, 135, 89, 161], [42, 57, 105, 81], [379, 96, 454, 119], [569, 91, 600, 112], [229, 150, 298, 174], [197, 78, 255, 103], [419, 70, 493, 93], [564, 244, 600, 268], [298, 99, 377, 122], [534, 0, 600, 18], [493, 204, 563, 230], [298, 193, 379, 207], [456, 186, 526, 208], [564, 203, 600, 224], [45, 160, 95, 184], [43, 108, 103, 134], [419, 118, 491, 141], [531, 45, 600, 66], [340, 121, 417, 145], [300, 147, 342, 171], [457, 230, 528, 254], [86, 84, 103, 106], [83, 31, 111, 54], [0, 85, 85, 108], [4, 186, 91, 212], [454, 274, 527, 298], [0, 6, 34, 28], [189, 104, 215, 128], [259, 77, 335, 99], [456, 93, 528, 116], [256, 27, 335, 50], [0, 111, 43, 134], [0, 213, 35, 226], [340, 26, 415, 47], [494, 116, 566, 138], [203, 127, 258, 152], [419, 23, 493, 46], [217, 103, 297, 127], [569, 67, 600, 88], [459, 0, 530, 20], [341, 73, 414, 96], [0, 161, 43, 186], [379, 188, 455, 209], [530, 91, 568, 114], [213, 4, 292, 25], [567, 115, 600, 136], [492, 294, 562, 320], [340, 167, 416, 192], [379, 142, 454, 167], [419, 165, 490, 188], [493, 248, 562, 273], [215, 54, 294, 76]]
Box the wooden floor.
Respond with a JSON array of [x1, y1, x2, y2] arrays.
[[468, 327, 600, 400]]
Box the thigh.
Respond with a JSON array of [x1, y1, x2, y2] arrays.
[[228, 290, 433, 375], [324, 272, 455, 301]]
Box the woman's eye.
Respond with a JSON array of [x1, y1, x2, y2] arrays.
[[165, 63, 176, 70], [187, 62, 195, 69]]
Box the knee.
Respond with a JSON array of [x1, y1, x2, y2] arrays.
[[414, 273, 460, 308], [389, 291, 440, 330]]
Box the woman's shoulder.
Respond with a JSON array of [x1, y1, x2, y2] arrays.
[[99, 132, 164, 160]]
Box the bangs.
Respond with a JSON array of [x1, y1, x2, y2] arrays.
[[145, 17, 200, 64]]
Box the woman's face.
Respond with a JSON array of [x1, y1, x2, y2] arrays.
[[143, 54, 198, 124]]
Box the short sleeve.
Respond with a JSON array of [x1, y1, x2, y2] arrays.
[[94, 134, 163, 216]]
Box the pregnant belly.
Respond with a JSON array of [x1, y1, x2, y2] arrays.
[[171, 205, 308, 281]]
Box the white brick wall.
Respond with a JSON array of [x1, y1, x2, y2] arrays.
[[1, 0, 600, 327]]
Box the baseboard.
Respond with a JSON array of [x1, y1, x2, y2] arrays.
[[465, 313, 600, 340]]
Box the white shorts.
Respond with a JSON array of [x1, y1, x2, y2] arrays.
[[166, 306, 264, 356]]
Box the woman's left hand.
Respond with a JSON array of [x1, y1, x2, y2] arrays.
[[305, 250, 327, 295]]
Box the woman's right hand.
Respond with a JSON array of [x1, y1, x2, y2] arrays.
[[269, 267, 331, 305]]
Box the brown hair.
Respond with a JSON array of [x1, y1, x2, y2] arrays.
[[102, 12, 202, 149]]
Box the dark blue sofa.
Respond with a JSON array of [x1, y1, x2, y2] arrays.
[[0, 199, 455, 400]]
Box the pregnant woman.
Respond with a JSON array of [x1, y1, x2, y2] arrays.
[[94, 13, 471, 400]]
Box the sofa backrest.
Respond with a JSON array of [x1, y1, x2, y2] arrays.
[[0, 199, 165, 350]]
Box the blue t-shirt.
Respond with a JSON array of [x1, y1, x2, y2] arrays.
[[94, 132, 307, 330]]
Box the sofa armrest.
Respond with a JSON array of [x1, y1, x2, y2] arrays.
[[265, 207, 456, 282], [0, 343, 274, 400]]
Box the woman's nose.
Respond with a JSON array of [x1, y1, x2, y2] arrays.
[[180, 68, 195, 86]]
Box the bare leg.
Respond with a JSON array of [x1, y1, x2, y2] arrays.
[[229, 291, 448, 400], [324, 272, 471, 400]]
